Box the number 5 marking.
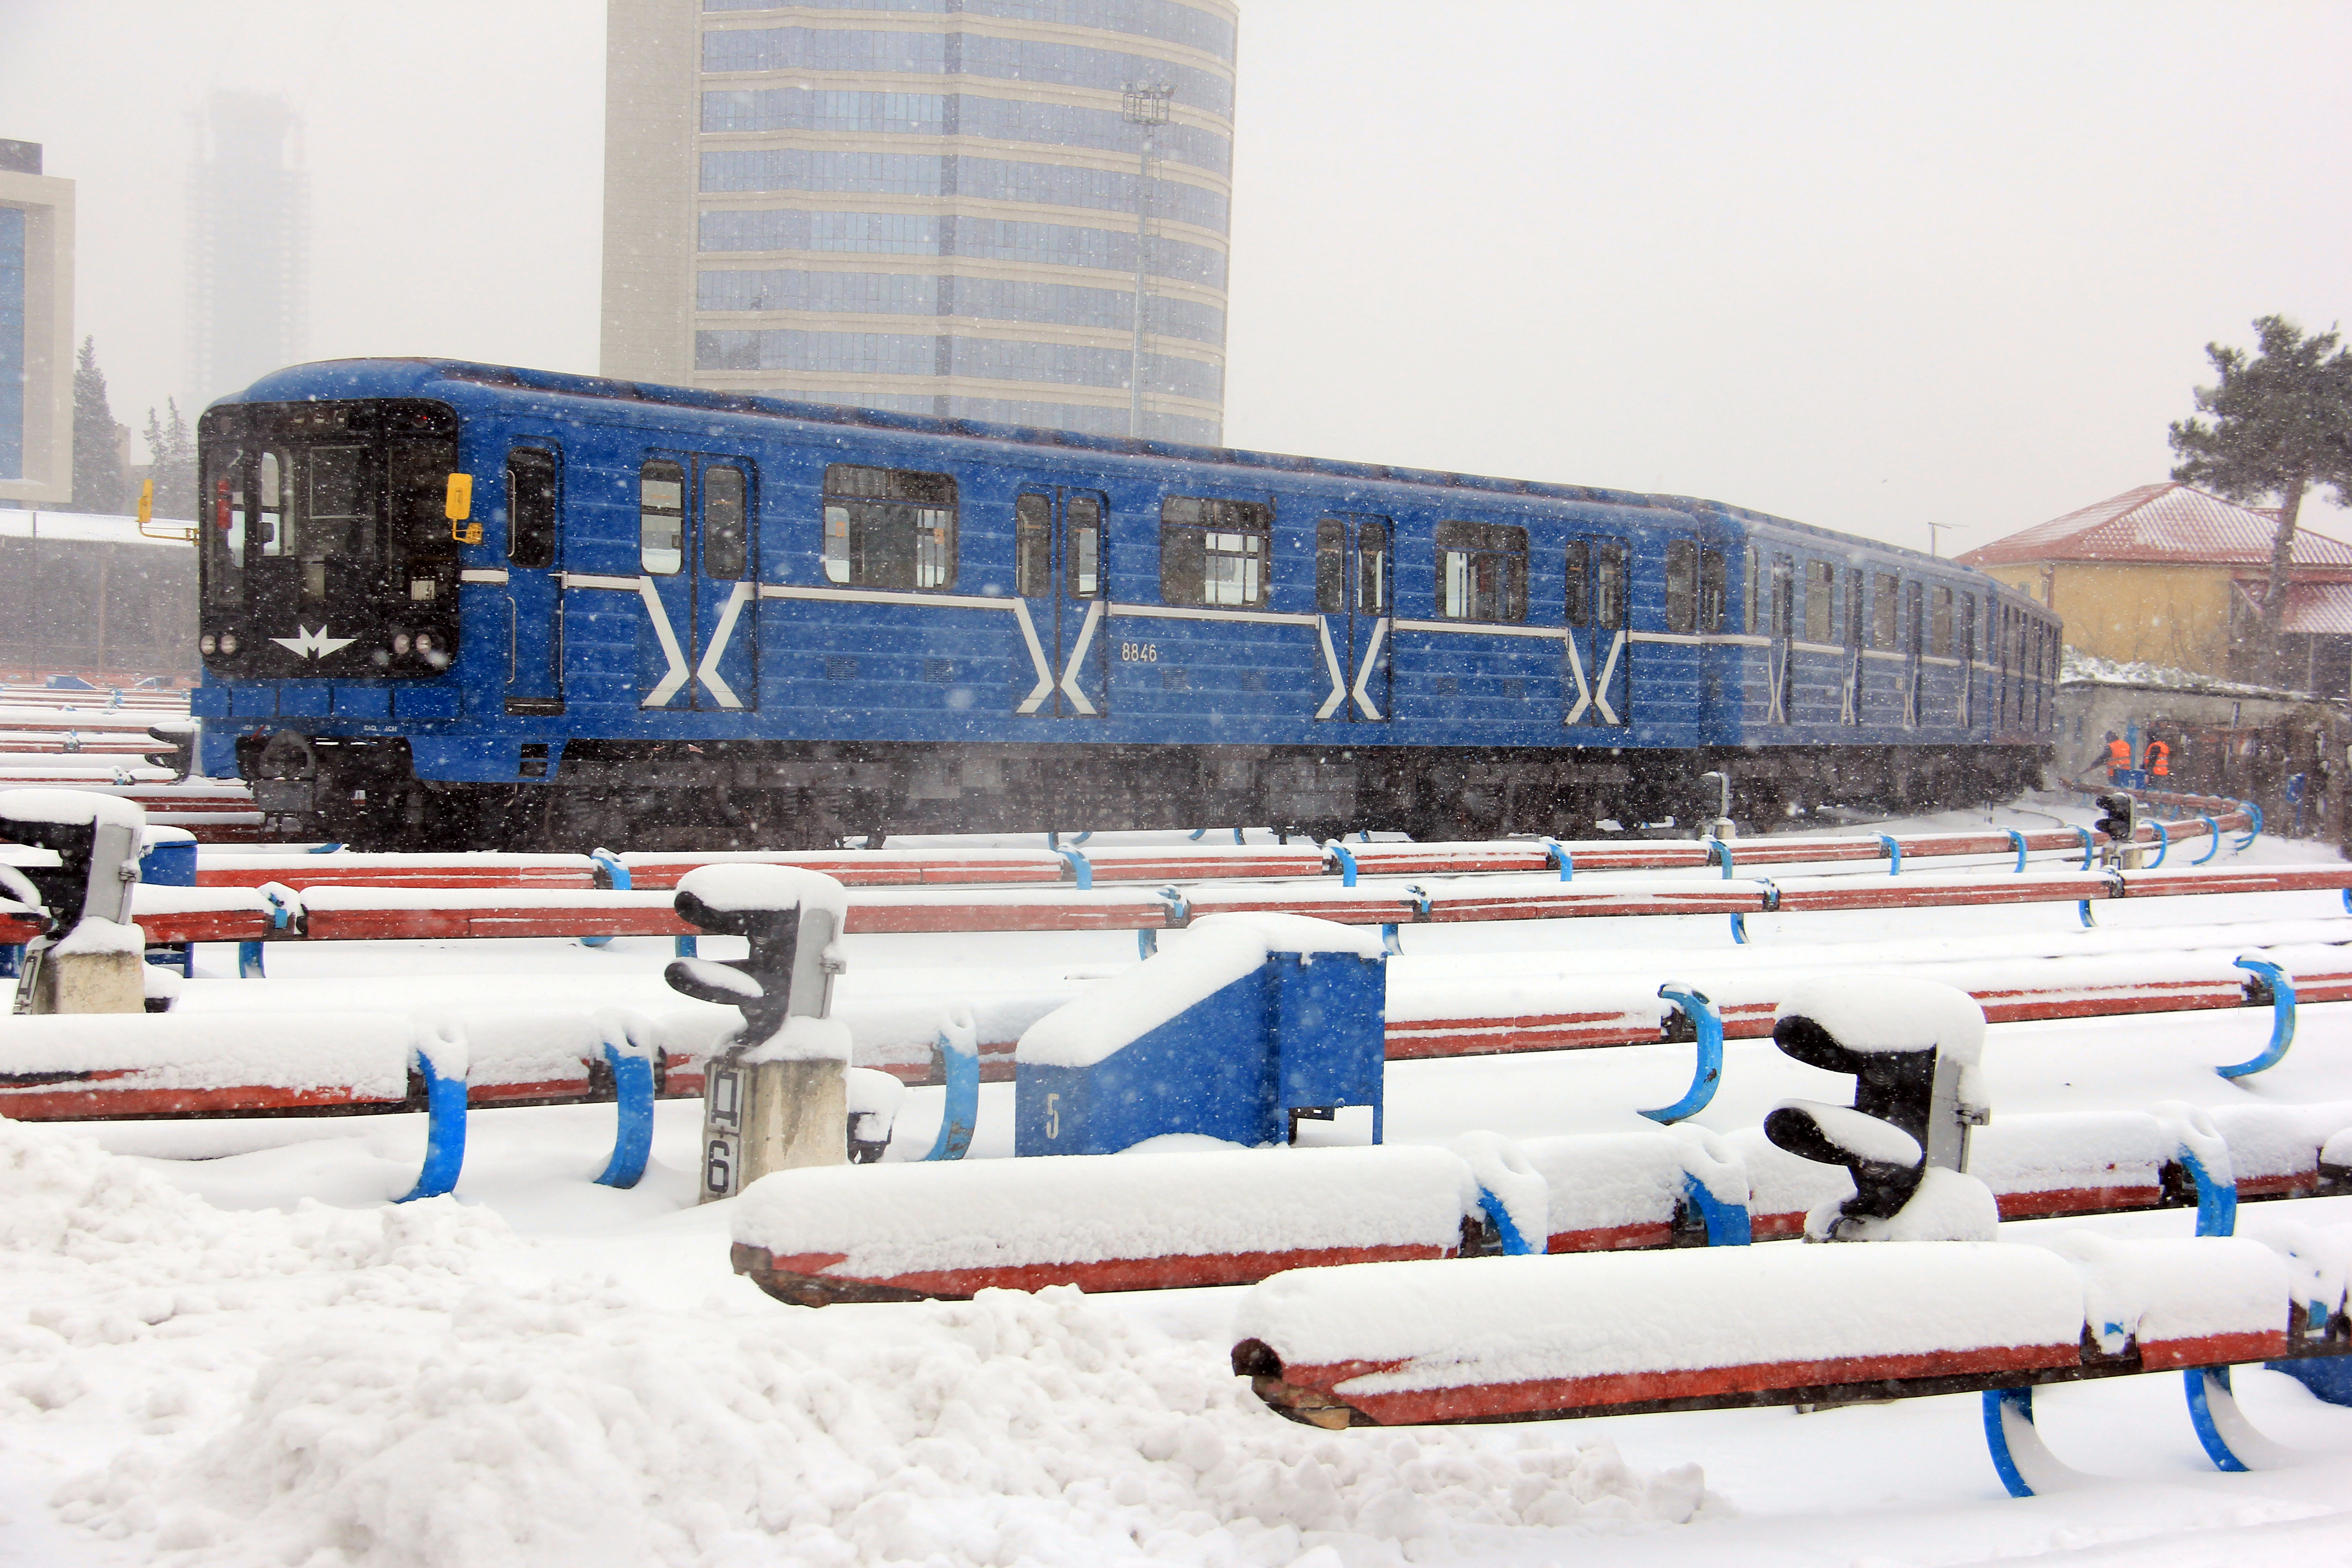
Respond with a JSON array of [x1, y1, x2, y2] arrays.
[[1045, 1092, 1059, 1140]]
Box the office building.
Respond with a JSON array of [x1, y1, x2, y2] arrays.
[[602, 0, 1237, 444], [0, 138, 74, 504], [188, 92, 309, 407]]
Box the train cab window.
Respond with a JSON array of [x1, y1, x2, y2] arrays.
[[1068, 495, 1102, 598], [389, 439, 454, 563], [1565, 539, 1590, 626], [1698, 548, 1725, 632], [1666, 539, 1700, 634], [1161, 496, 1271, 608], [702, 464, 749, 579], [1931, 585, 1954, 657], [640, 461, 686, 574], [1804, 561, 1835, 642], [822, 463, 957, 590], [1872, 573, 1900, 649], [1015, 495, 1051, 596], [506, 448, 559, 570], [203, 451, 248, 607], [1595, 540, 1627, 629], [1436, 520, 1528, 622], [256, 450, 286, 558]]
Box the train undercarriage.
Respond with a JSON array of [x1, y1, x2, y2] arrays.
[[239, 730, 2052, 853]]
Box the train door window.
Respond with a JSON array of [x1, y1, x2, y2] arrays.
[[204, 450, 248, 606], [702, 464, 749, 579], [1769, 554, 1794, 637], [1356, 521, 1388, 612], [1932, 585, 1954, 657], [1959, 593, 1976, 661], [1595, 540, 1627, 628], [1906, 581, 1924, 654], [1666, 539, 1700, 634], [302, 444, 372, 601], [1316, 519, 1344, 612], [1564, 539, 1591, 626], [821, 464, 958, 590], [506, 448, 559, 569], [1804, 561, 1835, 642], [1161, 496, 1271, 607], [1872, 573, 1900, 649], [1744, 544, 1759, 632], [640, 461, 686, 574], [1067, 494, 1102, 598], [1015, 494, 1052, 596], [1699, 549, 1725, 631]]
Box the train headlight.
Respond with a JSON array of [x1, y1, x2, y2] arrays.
[[218, 632, 240, 655], [392, 632, 412, 655], [414, 632, 435, 654], [200, 633, 216, 655]]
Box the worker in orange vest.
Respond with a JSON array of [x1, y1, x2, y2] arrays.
[[2146, 738, 2170, 778], [2104, 731, 2132, 779]]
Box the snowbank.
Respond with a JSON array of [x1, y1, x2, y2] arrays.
[[2021, 1233, 2288, 1362], [0, 1121, 1712, 1564], [0, 1011, 415, 1098]]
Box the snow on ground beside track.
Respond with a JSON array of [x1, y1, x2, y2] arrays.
[[8, 794, 2352, 1564]]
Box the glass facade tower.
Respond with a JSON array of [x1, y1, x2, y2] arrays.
[[602, 0, 1236, 445]]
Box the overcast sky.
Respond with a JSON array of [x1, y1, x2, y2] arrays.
[[5, 0, 2347, 549]]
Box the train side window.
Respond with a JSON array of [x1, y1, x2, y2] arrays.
[[1804, 561, 1834, 642], [1931, 585, 1953, 657], [1564, 539, 1590, 626], [1698, 548, 1725, 632], [1436, 520, 1528, 622], [1596, 539, 1628, 629], [1067, 495, 1101, 598], [1356, 520, 1388, 612], [1666, 539, 1699, 634], [1872, 573, 1900, 649], [506, 448, 559, 570], [1014, 495, 1052, 596], [822, 463, 957, 590], [702, 463, 749, 579], [1161, 495, 1271, 608], [1316, 520, 1344, 612], [640, 461, 686, 574]]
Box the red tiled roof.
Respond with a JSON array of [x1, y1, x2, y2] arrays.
[[2279, 581, 2352, 636], [1957, 482, 2352, 568]]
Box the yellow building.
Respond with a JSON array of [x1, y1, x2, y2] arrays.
[[1958, 482, 2352, 694]]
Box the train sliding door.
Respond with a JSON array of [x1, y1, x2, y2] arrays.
[[1313, 514, 1391, 721], [1563, 535, 1631, 727], [500, 445, 564, 715], [636, 453, 759, 711], [1013, 489, 1108, 718]]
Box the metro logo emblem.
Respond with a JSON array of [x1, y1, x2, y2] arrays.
[[272, 626, 357, 660]]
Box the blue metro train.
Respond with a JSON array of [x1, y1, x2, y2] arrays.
[[190, 360, 2058, 848]]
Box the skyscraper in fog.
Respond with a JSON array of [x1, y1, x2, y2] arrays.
[[188, 92, 309, 407], [602, 0, 1237, 445]]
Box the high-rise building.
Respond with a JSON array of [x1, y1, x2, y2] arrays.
[[187, 91, 309, 408], [0, 138, 74, 503], [602, 0, 1237, 445]]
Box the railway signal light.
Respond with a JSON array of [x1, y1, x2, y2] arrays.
[[2095, 793, 2138, 854]]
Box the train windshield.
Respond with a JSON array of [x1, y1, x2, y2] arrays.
[[196, 399, 462, 674]]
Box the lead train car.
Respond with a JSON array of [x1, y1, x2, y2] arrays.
[[189, 360, 2058, 849]]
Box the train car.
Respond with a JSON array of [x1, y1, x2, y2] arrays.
[[188, 359, 2058, 848]]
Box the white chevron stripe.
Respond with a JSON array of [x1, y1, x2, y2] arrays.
[[695, 580, 754, 709], [637, 578, 691, 707]]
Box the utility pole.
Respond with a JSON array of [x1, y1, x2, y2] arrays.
[[1121, 82, 1173, 440]]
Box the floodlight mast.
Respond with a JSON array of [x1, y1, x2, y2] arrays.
[[1122, 82, 1174, 439]]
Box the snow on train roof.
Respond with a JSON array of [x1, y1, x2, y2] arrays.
[[218, 358, 2023, 590]]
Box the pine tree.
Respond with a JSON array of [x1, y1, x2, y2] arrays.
[[67, 336, 125, 514], [2168, 315, 2352, 683], [144, 398, 197, 518]]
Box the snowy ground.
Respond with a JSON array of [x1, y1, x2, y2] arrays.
[[7, 796, 2352, 1566]]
